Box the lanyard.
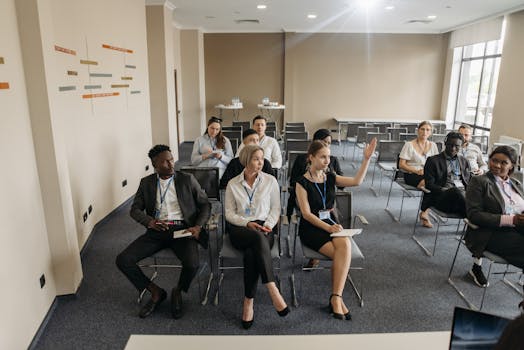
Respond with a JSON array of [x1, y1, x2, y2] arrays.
[[310, 171, 327, 210], [210, 137, 217, 151], [156, 176, 174, 218], [449, 158, 460, 176], [499, 180, 516, 205], [243, 177, 261, 208]]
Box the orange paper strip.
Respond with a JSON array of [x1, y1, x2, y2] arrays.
[[0, 82, 10, 89], [80, 59, 98, 65], [0, 57, 4, 64], [121, 76, 133, 80], [102, 44, 133, 54], [111, 84, 129, 88], [82, 92, 119, 99], [67, 70, 78, 76], [55, 45, 76, 55]]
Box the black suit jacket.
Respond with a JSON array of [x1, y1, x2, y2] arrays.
[[424, 152, 471, 195], [465, 172, 524, 256], [219, 157, 274, 189], [130, 172, 212, 247]]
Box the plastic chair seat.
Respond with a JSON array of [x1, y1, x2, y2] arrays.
[[301, 238, 364, 261]]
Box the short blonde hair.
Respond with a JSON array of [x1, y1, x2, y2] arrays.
[[239, 145, 264, 167]]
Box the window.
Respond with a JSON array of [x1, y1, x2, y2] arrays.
[[447, 39, 503, 136]]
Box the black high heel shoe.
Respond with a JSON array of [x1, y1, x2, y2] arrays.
[[242, 319, 254, 329], [277, 306, 290, 317], [329, 294, 351, 320]]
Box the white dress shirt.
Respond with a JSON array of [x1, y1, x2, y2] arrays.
[[191, 134, 234, 178], [225, 171, 281, 229], [155, 176, 184, 220], [399, 141, 439, 171], [237, 135, 282, 169], [460, 143, 488, 173]]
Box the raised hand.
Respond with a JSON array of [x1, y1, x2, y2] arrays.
[[363, 137, 378, 160]]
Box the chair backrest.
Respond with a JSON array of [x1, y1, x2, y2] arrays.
[[285, 125, 306, 132], [284, 131, 308, 140], [265, 130, 276, 139], [232, 121, 250, 131], [377, 140, 405, 162], [399, 123, 418, 133], [399, 132, 417, 141], [335, 191, 353, 229], [366, 131, 390, 144], [229, 138, 239, 155], [356, 127, 379, 143], [287, 151, 307, 173], [471, 135, 489, 154], [179, 167, 220, 200], [387, 127, 408, 141], [222, 126, 242, 132], [430, 134, 446, 143], [286, 122, 305, 127], [371, 123, 392, 133], [222, 130, 242, 144], [286, 139, 310, 153], [345, 122, 366, 138]]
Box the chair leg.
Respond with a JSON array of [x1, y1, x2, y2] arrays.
[[213, 271, 224, 306], [411, 201, 435, 257], [384, 175, 400, 222], [480, 261, 494, 310]]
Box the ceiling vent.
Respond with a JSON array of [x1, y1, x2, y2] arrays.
[[405, 19, 433, 24], [235, 19, 260, 24]]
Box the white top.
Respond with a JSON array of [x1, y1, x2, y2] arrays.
[[460, 143, 487, 173], [191, 134, 234, 178], [399, 140, 439, 171], [225, 171, 281, 229], [237, 135, 282, 168], [155, 176, 183, 221]]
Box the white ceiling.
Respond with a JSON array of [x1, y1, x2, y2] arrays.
[[160, 0, 524, 33]]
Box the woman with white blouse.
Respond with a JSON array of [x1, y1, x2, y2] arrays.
[[398, 121, 439, 227], [225, 145, 289, 329], [191, 117, 234, 178]]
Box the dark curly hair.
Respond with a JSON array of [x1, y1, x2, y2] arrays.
[[148, 144, 171, 161], [445, 131, 464, 145]]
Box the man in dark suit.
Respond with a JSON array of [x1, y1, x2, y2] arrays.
[[116, 144, 211, 319], [423, 131, 471, 217]]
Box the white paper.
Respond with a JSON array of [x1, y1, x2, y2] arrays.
[[330, 229, 362, 237], [173, 229, 192, 239]]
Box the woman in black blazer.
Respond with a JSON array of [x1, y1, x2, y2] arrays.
[[465, 145, 524, 309]]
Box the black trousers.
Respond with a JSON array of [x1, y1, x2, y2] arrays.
[[485, 228, 524, 270], [228, 221, 276, 298], [422, 187, 466, 216], [116, 226, 199, 293]]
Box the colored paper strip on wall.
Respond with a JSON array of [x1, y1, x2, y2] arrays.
[[0, 57, 4, 64], [55, 45, 76, 55], [67, 70, 78, 76], [130, 90, 141, 94], [84, 85, 102, 89], [125, 64, 136, 69], [111, 84, 129, 88], [80, 59, 98, 65], [82, 92, 119, 99], [58, 85, 76, 92], [0, 82, 10, 89], [102, 44, 133, 54], [121, 76, 133, 80], [90, 73, 112, 77]]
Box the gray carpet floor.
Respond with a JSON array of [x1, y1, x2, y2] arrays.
[[33, 142, 523, 349]]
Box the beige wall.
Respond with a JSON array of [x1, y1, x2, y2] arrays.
[[0, 1, 56, 348], [491, 10, 524, 152], [204, 33, 285, 125], [284, 33, 449, 132], [181, 29, 206, 141]]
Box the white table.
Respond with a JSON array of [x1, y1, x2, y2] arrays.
[[258, 104, 285, 134], [126, 332, 451, 350], [215, 104, 243, 121]]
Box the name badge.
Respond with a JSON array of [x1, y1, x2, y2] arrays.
[[453, 179, 464, 188], [245, 207, 251, 216], [318, 210, 331, 220]]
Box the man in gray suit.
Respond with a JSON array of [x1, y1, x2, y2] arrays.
[[116, 144, 211, 319]]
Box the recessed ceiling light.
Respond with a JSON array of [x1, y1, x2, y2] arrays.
[[385, 6, 395, 10], [307, 14, 317, 19], [257, 5, 267, 10], [427, 15, 437, 20]]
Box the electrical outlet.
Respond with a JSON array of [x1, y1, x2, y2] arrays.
[[88, 205, 93, 214], [122, 179, 127, 187], [83, 212, 88, 222], [145, 165, 149, 171], [40, 274, 46, 288]]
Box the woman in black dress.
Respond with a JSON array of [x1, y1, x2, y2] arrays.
[[295, 138, 376, 320]]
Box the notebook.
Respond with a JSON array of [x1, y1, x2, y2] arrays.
[[330, 229, 362, 237], [449, 306, 511, 350]]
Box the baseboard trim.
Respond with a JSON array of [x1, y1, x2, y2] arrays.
[[27, 297, 58, 350]]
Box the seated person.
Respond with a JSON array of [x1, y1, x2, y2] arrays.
[[225, 145, 289, 329], [116, 145, 211, 319], [399, 121, 439, 227], [423, 131, 471, 218], [458, 124, 488, 175], [220, 128, 275, 189], [295, 138, 377, 321], [287, 128, 343, 218], [237, 115, 282, 169], [465, 145, 524, 309], [191, 116, 234, 178]]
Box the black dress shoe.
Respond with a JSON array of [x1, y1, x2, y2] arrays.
[[241, 319, 254, 329], [328, 294, 349, 321], [171, 288, 184, 319], [277, 306, 290, 317], [138, 289, 167, 318]]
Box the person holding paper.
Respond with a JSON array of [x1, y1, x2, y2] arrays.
[[295, 138, 377, 321], [191, 116, 234, 178], [225, 145, 289, 329], [116, 145, 211, 320]]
